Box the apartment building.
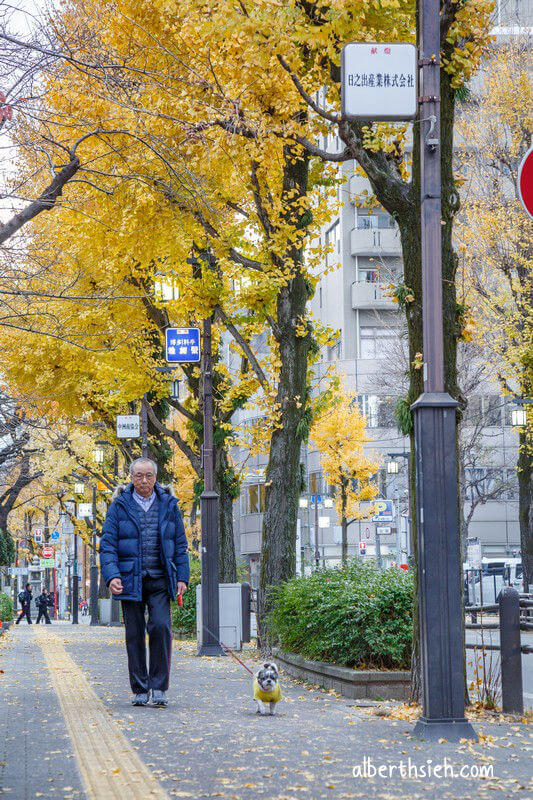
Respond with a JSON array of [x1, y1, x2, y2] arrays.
[[231, 2, 529, 583]]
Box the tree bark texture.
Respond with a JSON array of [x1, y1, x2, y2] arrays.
[[258, 148, 311, 648], [215, 446, 237, 583]]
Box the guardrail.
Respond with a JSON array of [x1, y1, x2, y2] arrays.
[[465, 588, 531, 713]]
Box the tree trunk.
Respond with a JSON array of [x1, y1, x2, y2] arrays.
[[518, 427, 533, 592], [341, 481, 348, 564], [258, 148, 311, 649], [215, 447, 237, 583]]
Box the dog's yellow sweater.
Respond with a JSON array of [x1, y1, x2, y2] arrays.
[[253, 678, 282, 703]]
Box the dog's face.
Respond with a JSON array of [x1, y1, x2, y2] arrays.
[[256, 662, 279, 692]]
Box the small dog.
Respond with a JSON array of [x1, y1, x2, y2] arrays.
[[253, 662, 282, 715]]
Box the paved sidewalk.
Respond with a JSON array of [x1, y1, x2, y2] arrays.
[[0, 623, 531, 800]]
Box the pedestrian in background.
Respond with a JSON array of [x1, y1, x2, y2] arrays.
[[100, 458, 189, 707], [15, 583, 33, 625], [36, 588, 52, 624]]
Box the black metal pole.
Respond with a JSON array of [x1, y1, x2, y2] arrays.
[[141, 394, 149, 458], [89, 485, 99, 625], [314, 497, 320, 569], [72, 514, 79, 625], [197, 314, 224, 656], [499, 588, 523, 714], [411, 0, 475, 741]]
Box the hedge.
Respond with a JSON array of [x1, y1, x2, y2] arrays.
[[0, 592, 14, 622], [266, 560, 414, 670]]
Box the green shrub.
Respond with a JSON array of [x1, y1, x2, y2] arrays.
[[266, 560, 414, 670], [0, 592, 14, 622], [171, 557, 201, 636]]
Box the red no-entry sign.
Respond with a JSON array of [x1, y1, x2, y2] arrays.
[[41, 545, 54, 559], [518, 145, 533, 219]]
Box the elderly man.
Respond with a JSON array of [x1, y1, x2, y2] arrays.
[[100, 457, 189, 707]]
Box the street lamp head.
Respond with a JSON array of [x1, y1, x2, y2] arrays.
[[93, 447, 105, 464], [170, 379, 181, 400], [387, 460, 399, 474], [511, 407, 526, 427]]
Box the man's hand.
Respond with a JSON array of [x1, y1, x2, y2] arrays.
[[109, 578, 123, 595], [177, 581, 187, 597]]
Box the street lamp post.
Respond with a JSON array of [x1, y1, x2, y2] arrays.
[[412, 0, 475, 740], [197, 314, 224, 656], [89, 484, 99, 625], [72, 516, 79, 625]]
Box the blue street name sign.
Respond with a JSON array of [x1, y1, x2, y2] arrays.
[[165, 327, 201, 363]]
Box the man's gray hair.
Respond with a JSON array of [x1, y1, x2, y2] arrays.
[[129, 457, 158, 477]]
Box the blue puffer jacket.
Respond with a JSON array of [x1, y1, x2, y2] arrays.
[[99, 482, 190, 601]]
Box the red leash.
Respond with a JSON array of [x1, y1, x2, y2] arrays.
[[177, 594, 255, 675]]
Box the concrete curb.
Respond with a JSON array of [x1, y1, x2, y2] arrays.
[[273, 649, 410, 700]]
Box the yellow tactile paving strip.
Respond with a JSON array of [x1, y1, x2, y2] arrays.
[[35, 627, 169, 800]]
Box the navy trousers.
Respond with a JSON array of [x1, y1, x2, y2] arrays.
[[121, 575, 172, 694], [16, 605, 32, 624]]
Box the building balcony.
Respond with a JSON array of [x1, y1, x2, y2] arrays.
[[351, 280, 396, 310], [350, 226, 402, 256]]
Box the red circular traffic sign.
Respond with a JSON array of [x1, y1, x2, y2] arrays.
[[518, 145, 533, 219], [41, 546, 54, 559]]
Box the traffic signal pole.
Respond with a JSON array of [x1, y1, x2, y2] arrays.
[[412, 0, 475, 741]]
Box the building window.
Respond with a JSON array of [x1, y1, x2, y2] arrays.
[[465, 396, 502, 427], [358, 267, 379, 283], [464, 468, 506, 503], [245, 483, 266, 514], [325, 220, 340, 265], [356, 208, 395, 230], [359, 327, 396, 359], [327, 334, 342, 361], [357, 395, 397, 429]]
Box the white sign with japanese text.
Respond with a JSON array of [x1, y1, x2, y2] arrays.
[[341, 42, 417, 121], [116, 414, 141, 439]]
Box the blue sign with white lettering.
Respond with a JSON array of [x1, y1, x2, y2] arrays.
[[372, 499, 394, 522], [165, 327, 201, 363]]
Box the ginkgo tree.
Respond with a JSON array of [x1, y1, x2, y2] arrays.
[[1, 0, 498, 649], [311, 384, 379, 563], [456, 35, 533, 589]]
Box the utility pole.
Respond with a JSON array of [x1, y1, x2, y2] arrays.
[[141, 394, 149, 458], [72, 507, 79, 624], [197, 313, 224, 656], [89, 485, 99, 626], [313, 496, 320, 570], [412, 0, 475, 740]]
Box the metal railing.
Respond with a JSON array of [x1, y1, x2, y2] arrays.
[[464, 589, 531, 713]]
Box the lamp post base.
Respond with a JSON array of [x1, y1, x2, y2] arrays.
[[89, 563, 99, 626], [413, 717, 477, 742], [197, 643, 226, 657]]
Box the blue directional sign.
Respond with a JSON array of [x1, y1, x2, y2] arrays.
[[50, 530, 60, 540], [165, 327, 201, 363]]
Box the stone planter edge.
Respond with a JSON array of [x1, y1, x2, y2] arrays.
[[273, 648, 410, 701]]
